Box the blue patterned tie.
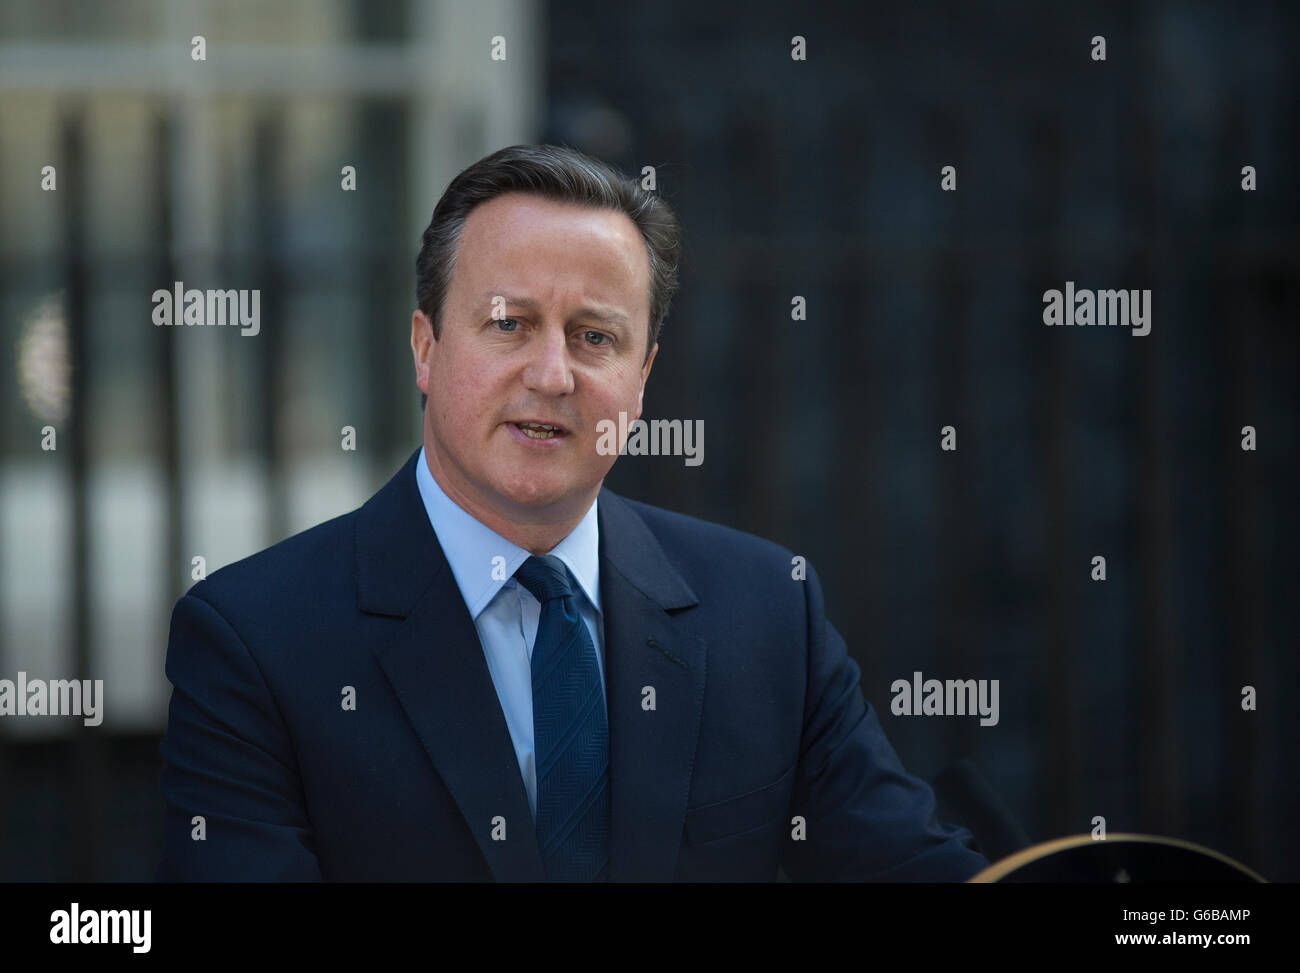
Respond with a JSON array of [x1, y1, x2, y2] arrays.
[[514, 555, 610, 882]]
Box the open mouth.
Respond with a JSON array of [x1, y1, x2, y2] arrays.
[[511, 421, 568, 440]]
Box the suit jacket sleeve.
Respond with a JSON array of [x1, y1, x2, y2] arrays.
[[157, 589, 323, 881], [779, 562, 989, 882]]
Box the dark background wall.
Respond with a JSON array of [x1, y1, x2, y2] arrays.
[[1, 0, 1295, 881], [558, 0, 1298, 880]]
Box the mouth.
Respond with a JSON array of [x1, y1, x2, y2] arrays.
[[508, 420, 570, 441]]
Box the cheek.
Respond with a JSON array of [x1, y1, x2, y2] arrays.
[[588, 359, 645, 397], [436, 352, 497, 410], [609, 368, 648, 410]]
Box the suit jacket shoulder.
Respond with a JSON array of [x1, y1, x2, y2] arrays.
[[158, 450, 987, 882]]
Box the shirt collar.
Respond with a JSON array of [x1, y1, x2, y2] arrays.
[[414, 445, 601, 619]]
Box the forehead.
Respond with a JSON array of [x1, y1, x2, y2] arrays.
[[452, 192, 650, 307]]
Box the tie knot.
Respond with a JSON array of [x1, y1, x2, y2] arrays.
[[514, 555, 575, 603]]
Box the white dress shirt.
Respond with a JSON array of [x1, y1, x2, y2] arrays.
[[414, 446, 605, 821]]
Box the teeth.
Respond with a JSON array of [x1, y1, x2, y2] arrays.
[[517, 423, 559, 439]]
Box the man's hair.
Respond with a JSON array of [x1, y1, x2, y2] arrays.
[[414, 144, 681, 408]]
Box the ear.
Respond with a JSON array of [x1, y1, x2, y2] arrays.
[[411, 309, 435, 395], [633, 342, 658, 420]]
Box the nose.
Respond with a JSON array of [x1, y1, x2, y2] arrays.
[[521, 322, 575, 396]]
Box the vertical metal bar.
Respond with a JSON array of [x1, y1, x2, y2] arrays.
[[157, 113, 184, 612], [830, 118, 881, 708], [1130, 71, 1181, 840], [929, 105, 975, 761], [1215, 105, 1264, 873], [360, 96, 411, 472], [251, 112, 287, 544], [0, 140, 9, 876], [1032, 111, 1081, 832], [62, 105, 105, 882]]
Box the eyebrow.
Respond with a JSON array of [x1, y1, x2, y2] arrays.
[[479, 291, 631, 327]]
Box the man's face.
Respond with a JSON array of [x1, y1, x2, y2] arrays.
[[412, 192, 657, 529]]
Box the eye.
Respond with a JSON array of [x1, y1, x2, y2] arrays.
[[494, 317, 521, 332], [581, 330, 611, 346]]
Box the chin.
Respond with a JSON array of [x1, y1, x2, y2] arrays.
[[495, 475, 585, 512]]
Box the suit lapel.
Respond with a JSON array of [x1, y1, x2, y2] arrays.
[[356, 450, 544, 881], [598, 489, 707, 882], [353, 450, 708, 883]]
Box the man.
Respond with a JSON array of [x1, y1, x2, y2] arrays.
[[157, 144, 988, 882]]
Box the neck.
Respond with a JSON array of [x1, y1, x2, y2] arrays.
[[422, 442, 594, 556]]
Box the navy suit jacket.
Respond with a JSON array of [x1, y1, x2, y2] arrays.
[[157, 449, 988, 881]]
